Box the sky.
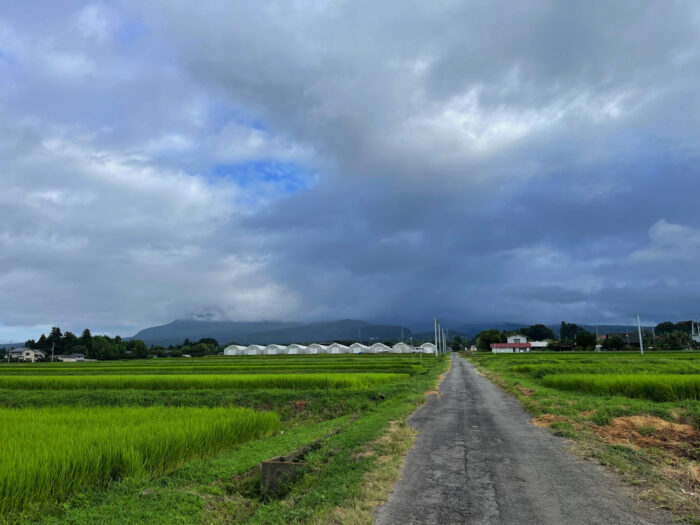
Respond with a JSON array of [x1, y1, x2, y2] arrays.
[[1, 1, 700, 341]]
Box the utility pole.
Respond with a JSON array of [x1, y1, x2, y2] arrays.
[[434, 318, 438, 356], [51, 343, 55, 362], [637, 315, 644, 355]]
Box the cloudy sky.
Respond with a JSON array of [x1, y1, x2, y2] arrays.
[[2, 1, 700, 340]]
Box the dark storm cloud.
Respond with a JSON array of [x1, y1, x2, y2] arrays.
[[1, 1, 700, 340]]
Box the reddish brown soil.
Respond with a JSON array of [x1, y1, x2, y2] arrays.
[[595, 415, 699, 459]]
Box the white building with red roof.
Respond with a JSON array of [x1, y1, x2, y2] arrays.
[[491, 334, 532, 353]]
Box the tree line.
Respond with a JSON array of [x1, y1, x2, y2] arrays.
[[459, 321, 699, 352], [9, 327, 221, 360]]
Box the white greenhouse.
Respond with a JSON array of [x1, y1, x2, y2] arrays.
[[349, 343, 369, 354], [245, 345, 265, 355], [264, 344, 287, 355], [327, 343, 349, 354], [286, 344, 307, 355], [306, 343, 328, 355], [420, 342, 437, 354], [370, 343, 391, 353], [223, 345, 247, 356], [392, 342, 412, 353]]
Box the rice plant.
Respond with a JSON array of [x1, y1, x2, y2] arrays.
[[0, 406, 279, 513], [0, 373, 408, 391], [541, 373, 700, 401]]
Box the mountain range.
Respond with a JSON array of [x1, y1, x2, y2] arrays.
[[129, 319, 649, 347]]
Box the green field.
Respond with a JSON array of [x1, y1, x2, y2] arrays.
[[467, 351, 699, 522], [0, 372, 408, 390], [0, 353, 445, 523]]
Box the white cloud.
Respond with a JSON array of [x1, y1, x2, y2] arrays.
[[631, 220, 700, 262], [76, 4, 114, 42]]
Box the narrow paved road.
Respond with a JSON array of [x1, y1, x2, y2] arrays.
[[375, 355, 675, 525]]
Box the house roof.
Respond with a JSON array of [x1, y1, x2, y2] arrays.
[[490, 343, 531, 348]]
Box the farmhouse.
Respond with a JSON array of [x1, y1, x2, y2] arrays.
[[9, 348, 46, 362], [491, 335, 532, 353]]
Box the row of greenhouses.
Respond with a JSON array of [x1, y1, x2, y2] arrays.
[[223, 342, 437, 356]]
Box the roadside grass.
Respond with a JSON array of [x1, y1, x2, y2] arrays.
[[466, 351, 700, 524], [1, 354, 447, 524]]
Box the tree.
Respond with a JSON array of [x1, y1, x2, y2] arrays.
[[130, 340, 148, 359], [654, 321, 675, 336], [657, 330, 691, 351], [576, 330, 597, 350], [451, 335, 465, 352], [674, 321, 692, 333], [476, 329, 502, 352], [603, 335, 625, 351], [521, 324, 555, 341], [36, 334, 48, 350], [80, 329, 93, 358], [559, 322, 581, 343]]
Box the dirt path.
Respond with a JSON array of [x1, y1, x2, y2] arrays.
[[374, 355, 676, 525]]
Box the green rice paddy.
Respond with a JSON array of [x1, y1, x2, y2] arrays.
[[0, 406, 279, 514], [0, 372, 408, 390], [0, 353, 438, 519]]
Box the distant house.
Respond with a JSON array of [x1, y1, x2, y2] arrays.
[[55, 353, 86, 362], [529, 341, 548, 349], [599, 332, 641, 346], [491, 342, 532, 353], [10, 348, 46, 362], [507, 334, 527, 344]]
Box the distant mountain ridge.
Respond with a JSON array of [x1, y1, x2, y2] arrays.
[[131, 319, 412, 346], [130, 318, 654, 347]]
